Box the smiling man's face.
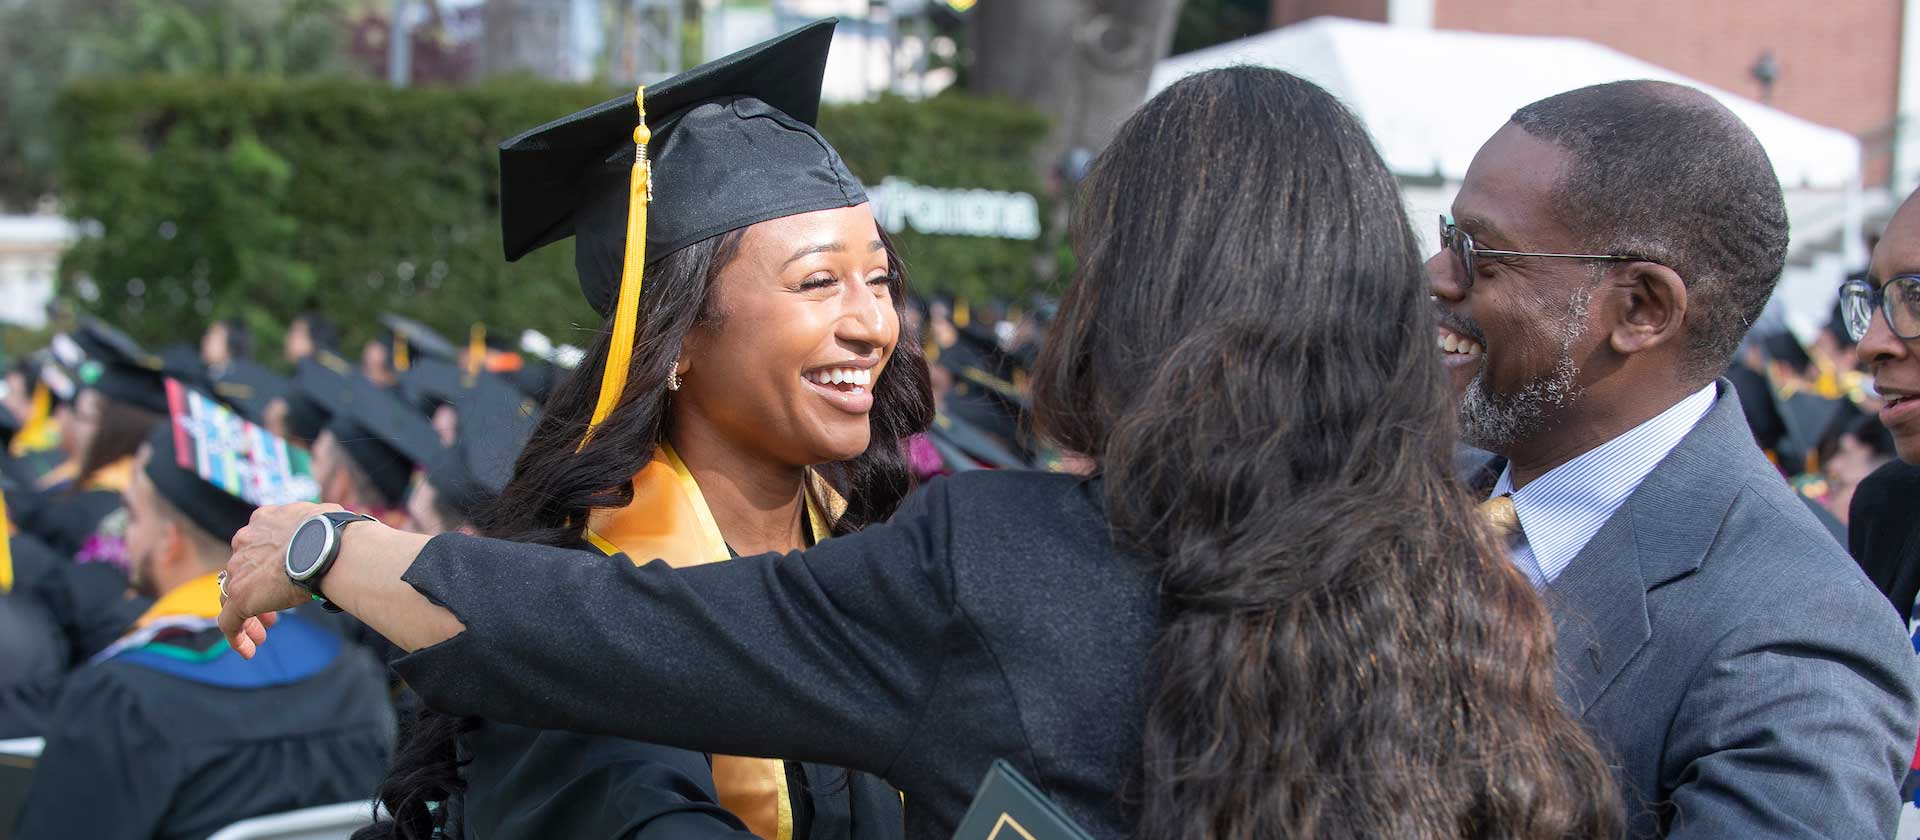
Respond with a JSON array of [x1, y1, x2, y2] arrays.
[[1426, 124, 1610, 453]]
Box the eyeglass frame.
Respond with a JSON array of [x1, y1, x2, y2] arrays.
[[1439, 214, 1655, 281], [1838, 275, 1920, 342]]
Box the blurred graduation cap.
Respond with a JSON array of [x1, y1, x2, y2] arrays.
[[158, 344, 205, 379], [286, 358, 356, 445], [424, 374, 540, 522], [499, 18, 863, 436], [322, 377, 441, 508], [71, 319, 169, 415], [399, 358, 470, 414], [209, 359, 291, 425], [379, 313, 459, 371]]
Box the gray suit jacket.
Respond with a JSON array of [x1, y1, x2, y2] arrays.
[[1541, 381, 1920, 838]]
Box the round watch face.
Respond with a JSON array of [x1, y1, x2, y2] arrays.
[[286, 517, 333, 578]]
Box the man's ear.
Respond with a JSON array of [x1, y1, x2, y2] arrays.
[[1608, 262, 1688, 357]]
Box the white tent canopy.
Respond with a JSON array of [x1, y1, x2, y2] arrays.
[[1148, 17, 1862, 191]]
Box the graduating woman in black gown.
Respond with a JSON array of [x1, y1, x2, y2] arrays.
[[223, 67, 1623, 839], [354, 21, 924, 840]]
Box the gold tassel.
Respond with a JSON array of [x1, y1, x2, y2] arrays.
[[466, 323, 486, 386], [8, 382, 52, 457], [0, 491, 12, 593], [393, 328, 410, 372], [583, 86, 652, 445]]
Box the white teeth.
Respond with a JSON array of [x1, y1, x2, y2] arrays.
[[1437, 330, 1484, 356], [806, 367, 873, 386]]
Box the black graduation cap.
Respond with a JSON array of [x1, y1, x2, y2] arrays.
[[500, 19, 864, 316], [319, 377, 441, 508], [72, 319, 169, 415], [211, 359, 291, 424], [159, 344, 205, 379], [140, 418, 256, 543], [1762, 331, 1812, 373], [499, 19, 861, 440], [398, 358, 469, 414], [426, 374, 540, 520], [284, 358, 352, 444], [379, 313, 459, 369]]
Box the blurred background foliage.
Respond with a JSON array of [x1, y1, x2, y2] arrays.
[[52, 75, 1050, 356]]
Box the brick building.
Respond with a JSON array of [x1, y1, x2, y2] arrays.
[[1269, 0, 1919, 192]]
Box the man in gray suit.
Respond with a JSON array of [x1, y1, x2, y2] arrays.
[[1430, 80, 1920, 838]]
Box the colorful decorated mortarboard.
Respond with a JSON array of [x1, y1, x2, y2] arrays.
[[152, 379, 318, 542], [498, 18, 865, 438]]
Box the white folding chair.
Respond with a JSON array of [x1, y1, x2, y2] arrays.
[[206, 800, 379, 840]]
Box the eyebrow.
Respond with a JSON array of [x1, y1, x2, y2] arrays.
[[1455, 214, 1516, 248], [783, 242, 845, 266], [783, 240, 889, 267]]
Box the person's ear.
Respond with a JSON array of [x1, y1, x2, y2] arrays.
[[1608, 262, 1688, 357]]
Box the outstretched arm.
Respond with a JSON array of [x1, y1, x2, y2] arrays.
[[220, 485, 956, 775]]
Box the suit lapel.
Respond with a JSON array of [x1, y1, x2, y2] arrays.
[[1542, 381, 1753, 716]]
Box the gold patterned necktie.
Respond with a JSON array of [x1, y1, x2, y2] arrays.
[[1477, 494, 1522, 542]]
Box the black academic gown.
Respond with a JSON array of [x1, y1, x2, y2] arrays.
[[1849, 460, 1920, 622], [393, 471, 1155, 839], [14, 615, 395, 840], [0, 596, 65, 738], [447, 537, 905, 840]]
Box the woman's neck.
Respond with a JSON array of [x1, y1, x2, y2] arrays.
[[667, 425, 809, 557]]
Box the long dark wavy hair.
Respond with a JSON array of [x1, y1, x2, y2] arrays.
[[1029, 67, 1621, 839], [358, 223, 933, 840]]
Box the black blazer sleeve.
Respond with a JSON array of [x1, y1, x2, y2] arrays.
[[393, 479, 959, 777]]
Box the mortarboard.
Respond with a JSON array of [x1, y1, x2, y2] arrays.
[[72, 320, 169, 415], [321, 377, 440, 507], [499, 19, 865, 438], [144, 377, 320, 543], [425, 375, 540, 520], [379, 313, 459, 372], [399, 358, 470, 415], [211, 359, 291, 425]]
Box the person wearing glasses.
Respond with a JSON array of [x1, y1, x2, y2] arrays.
[[1431, 80, 1919, 839], [1840, 190, 1920, 816]]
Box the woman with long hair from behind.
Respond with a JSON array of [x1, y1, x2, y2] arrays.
[[224, 65, 1620, 839]]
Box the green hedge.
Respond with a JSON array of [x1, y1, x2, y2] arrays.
[[52, 77, 1050, 354]]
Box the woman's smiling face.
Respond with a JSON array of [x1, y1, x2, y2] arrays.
[[674, 204, 899, 467]]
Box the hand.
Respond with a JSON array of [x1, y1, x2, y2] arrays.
[[219, 502, 343, 658]]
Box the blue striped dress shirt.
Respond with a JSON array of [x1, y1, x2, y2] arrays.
[[1490, 384, 1717, 586]]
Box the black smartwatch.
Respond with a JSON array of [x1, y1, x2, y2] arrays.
[[285, 511, 375, 611]]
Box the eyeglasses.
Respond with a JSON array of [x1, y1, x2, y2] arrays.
[[1839, 275, 1920, 342], [1439, 214, 1650, 281]]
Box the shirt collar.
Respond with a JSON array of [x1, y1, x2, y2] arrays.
[[1491, 383, 1717, 579]]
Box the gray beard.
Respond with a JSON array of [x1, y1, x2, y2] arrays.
[[1457, 285, 1594, 452]]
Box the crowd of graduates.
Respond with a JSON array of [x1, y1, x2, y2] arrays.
[[1723, 277, 1920, 587], [0, 292, 1045, 838]]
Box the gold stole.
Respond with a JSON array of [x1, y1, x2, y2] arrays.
[[131, 571, 224, 629], [583, 444, 837, 840]]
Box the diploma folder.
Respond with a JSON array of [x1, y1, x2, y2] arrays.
[[951, 760, 1095, 840]]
